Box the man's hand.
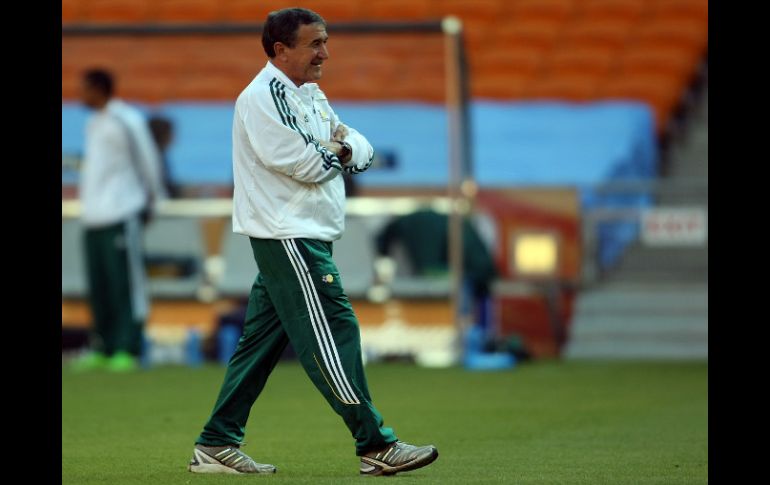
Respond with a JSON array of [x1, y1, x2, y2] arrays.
[[332, 124, 349, 142], [319, 139, 352, 164], [140, 206, 153, 226], [140, 195, 155, 226]]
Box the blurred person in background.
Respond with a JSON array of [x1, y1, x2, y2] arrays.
[[375, 208, 498, 329], [70, 68, 167, 373], [187, 7, 438, 477]]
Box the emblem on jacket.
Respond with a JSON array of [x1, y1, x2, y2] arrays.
[[322, 274, 334, 283]]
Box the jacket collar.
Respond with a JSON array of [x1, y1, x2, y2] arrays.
[[264, 61, 319, 96], [105, 98, 123, 111], [265, 61, 299, 90], [92, 98, 123, 116]]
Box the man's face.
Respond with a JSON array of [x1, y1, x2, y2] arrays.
[[80, 81, 104, 109], [280, 22, 329, 86]]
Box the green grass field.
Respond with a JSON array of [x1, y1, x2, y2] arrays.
[[62, 360, 707, 484]]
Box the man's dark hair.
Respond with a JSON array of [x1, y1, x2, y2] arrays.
[[262, 8, 326, 58], [83, 68, 114, 97]]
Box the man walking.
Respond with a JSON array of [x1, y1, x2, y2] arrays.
[[188, 8, 438, 477], [72, 68, 167, 372]]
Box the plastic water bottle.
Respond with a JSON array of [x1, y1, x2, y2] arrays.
[[185, 329, 203, 367], [463, 325, 485, 354], [217, 325, 240, 365], [141, 334, 152, 369], [462, 325, 516, 371]]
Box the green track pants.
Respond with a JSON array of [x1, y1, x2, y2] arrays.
[[196, 237, 397, 456], [83, 216, 147, 356]]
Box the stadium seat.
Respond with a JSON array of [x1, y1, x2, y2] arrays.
[[649, 0, 708, 23], [143, 218, 207, 299], [473, 74, 534, 100], [506, 0, 578, 22], [215, 223, 259, 298], [524, 72, 603, 101], [152, 0, 223, 22], [575, 0, 647, 22], [439, 0, 503, 24], [62, 0, 710, 108], [81, 0, 151, 23], [334, 216, 377, 299], [558, 16, 636, 50], [62, 0, 82, 22], [493, 19, 566, 51], [365, 0, 433, 20], [542, 45, 617, 78], [218, 0, 276, 22], [291, 0, 365, 21], [62, 218, 87, 298], [472, 51, 539, 96], [475, 46, 546, 78], [615, 45, 702, 86], [629, 17, 708, 54]]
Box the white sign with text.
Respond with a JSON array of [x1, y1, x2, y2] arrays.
[[641, 207, 708, 246]]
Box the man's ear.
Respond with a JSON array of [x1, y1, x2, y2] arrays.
[[274, 42, 287, 59]]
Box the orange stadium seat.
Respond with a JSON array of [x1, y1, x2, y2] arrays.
[[404, 78, 448, 103], [474, 46, 547, 79], [364, 0, 433, 20], [399, 55, 445, 81], [81, 0, 152, 23], [629, 17, 708, 54], [600, 72, 687, 101], [493, 19, 567, 51], [506, 0, 578, 22], [558, 16, 636, 50], [438, 0, 504, 23], [62, 0, 83, 23], [575, 0, 648, 22], [62, 0, 708, 107], [473, 74, 534, 100], [438, 0, 510, 50], [524, 72, 603, 102], [285, 0, 365, 21], [152, 0, 223, 23], [615, 45, 703, 87], [63, 37, 139, 70], [542, 45, 617, 78], [649, 0, 708, 23], [219, 0, 294, 22]]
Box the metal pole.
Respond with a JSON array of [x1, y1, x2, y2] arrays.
[[443, 16, 470, 361]]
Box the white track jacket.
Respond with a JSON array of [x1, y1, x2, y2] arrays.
[[80, 99, 166, 227], [232, 61, 374, 242]]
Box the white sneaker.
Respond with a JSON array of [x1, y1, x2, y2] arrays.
[[360, 441, 439, 476], [188, 443, 276, 474]]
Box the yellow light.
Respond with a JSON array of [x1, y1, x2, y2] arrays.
[[512, 232, 558, 276]]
